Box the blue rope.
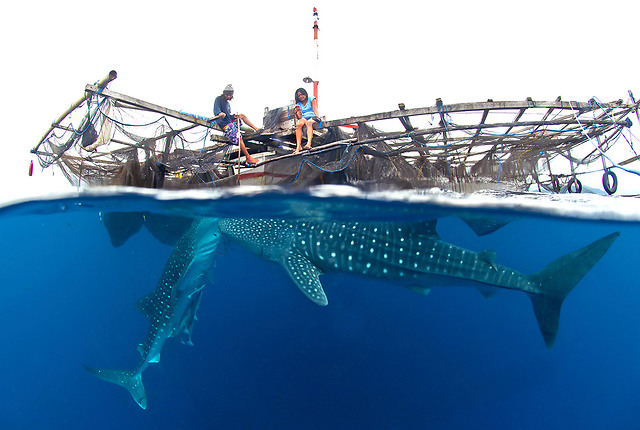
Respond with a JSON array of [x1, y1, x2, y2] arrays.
[[437, 102, 451, 131], [191, 170, 211, 187], [290, 145, 362, 184], [592, 96, 640, 159], [201, 128, 211, 152], [568, 100, 640, 176], [70, 93, 105, 136]]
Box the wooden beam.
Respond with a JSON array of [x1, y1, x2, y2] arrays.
[[397, 103, 415, 131], [480, 98, 533, 164], [253, 138, 358, 167], [463, 101, 492, 164], [475, 105, 491, 138], [322, 99, 626, 128], [503, 99, 532, 136], [85, 85, 215, 128], [344, 118, 629, 151], [619, 154, 640, 166]]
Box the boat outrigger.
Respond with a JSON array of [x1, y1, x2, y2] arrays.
[[31, 71, 640, 195]]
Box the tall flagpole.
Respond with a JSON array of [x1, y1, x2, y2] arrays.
[[312, 7, 319, 103]]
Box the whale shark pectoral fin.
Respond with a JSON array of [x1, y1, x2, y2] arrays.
[[475, 285, 497, 298], [185, 279, 206, 298], [102, 212, 144, 247], [281, 252, 328, 306], [409, 286, 431, 296], [173, 289, 204, 345], [460, 214, 512, 236], [142, 213, 195, 246], [479, 250, 498, 271]]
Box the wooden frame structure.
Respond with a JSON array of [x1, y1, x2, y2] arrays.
[[31, 72, 640, 194]]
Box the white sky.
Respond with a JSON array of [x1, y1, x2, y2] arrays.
[[1, 0, 639, 201]]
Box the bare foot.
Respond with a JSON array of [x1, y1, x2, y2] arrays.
[[246, 157, 259, 167], [303, 144, 312, 150]]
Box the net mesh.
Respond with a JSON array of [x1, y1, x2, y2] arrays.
[[32, 87, 640, 194]]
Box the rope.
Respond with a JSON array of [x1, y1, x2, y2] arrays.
[[568, 102, 640, 176], [96, 99, 167, 128], [592, 96, 640, 160], [69, 94, 104, 136], [290, 145, 362, 184]]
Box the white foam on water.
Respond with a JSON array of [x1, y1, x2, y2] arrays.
[[1, 185, 640, 223]]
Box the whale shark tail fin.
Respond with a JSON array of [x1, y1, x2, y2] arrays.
[[529, 232, 619, 349], [84, 365, 147, 409]]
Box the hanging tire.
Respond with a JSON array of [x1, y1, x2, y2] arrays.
[[603, 169, 618, 195], [567, 177, 582, 193]]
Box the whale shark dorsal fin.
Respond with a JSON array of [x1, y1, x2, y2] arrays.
[[475, 286, 497, 298], [281, 251, 328, 306], [479, 250, 498, 271]]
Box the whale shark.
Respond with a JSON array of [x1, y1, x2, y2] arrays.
[[218, 218, 618, 348], [85, 218, 221, 409]]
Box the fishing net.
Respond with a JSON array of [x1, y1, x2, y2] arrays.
[[32, 81, 640, 195]]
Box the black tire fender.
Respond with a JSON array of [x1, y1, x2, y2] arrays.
[[567, 177, 582, 193], [603, 169, 618, 195]]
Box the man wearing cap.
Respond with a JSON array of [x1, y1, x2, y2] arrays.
[[213, 84, 260, 166]]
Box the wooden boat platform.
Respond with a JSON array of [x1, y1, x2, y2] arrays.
[[31, 71, 640, 194]]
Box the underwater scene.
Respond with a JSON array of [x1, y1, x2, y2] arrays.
[[1, 187, 639, 429]]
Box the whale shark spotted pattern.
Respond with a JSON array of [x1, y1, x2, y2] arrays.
[[85, 218, 222, 409], [88, 216, 618, 409], [219, 218, 619, 348]]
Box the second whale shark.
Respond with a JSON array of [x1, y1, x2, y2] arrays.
[[85, 218, 222, 409]]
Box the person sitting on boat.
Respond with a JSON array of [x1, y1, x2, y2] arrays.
[[294, 87, 320, 154], [213, 84, 260, 167]]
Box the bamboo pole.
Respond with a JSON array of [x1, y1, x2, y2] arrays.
[[322, 99, 629, 128], [84, 85, 216, 128], [31, 70, 117, 154]]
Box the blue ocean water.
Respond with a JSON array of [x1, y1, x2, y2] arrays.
[[1, 187, 639, 429]]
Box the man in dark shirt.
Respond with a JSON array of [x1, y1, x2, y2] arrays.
[[213, 84, 260, 166]]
